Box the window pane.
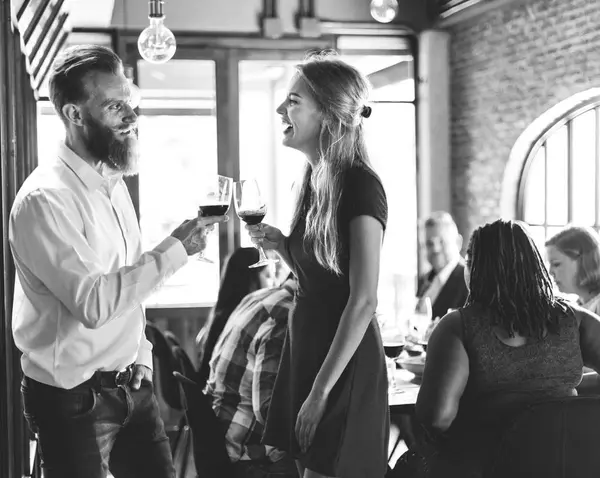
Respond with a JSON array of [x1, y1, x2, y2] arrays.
[[546, 126, 569, 225], [523, 146, 546, 225], [364, 102, 417, 324], [138, 60, 220, 307], [571, 110, 597, 225], [238, 61, 303, 249], [525, 225, 547, 256]]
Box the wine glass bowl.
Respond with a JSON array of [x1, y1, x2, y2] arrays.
[[383, 341, 405, 360], [237, 208, 267, 226], [196, 175, 233, 262], [234, 179, 278, 269]]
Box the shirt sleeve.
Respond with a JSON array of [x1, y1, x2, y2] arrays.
[[9, 188, 188, 330], [137, 329, 154, 371], [342, 166, 388, 230], [251, 318, 286, 425]]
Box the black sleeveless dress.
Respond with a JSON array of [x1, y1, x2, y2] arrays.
[[262, 166, 390, 477]]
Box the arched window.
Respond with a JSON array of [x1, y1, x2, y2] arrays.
[[517, 97, 600, 248]]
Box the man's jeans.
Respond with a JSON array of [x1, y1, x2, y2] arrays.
[[231, 454, 299, 478], [21, 374, 175, 478]]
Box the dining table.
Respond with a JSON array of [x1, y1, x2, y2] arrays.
[[388, 366, 421, 411]]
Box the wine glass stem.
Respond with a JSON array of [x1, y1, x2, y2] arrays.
[[257, 244, 269, 262]]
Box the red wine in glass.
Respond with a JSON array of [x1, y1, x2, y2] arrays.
[[238, 210, 266, 225], [198, 204, 230, 217], [384, 341, 405, 359], [234, 179, 278, 269], [196, 175, 233, 262]]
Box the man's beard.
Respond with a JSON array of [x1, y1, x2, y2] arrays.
[[82, 115, 140, 176]]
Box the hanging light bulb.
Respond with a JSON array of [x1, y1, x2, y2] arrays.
[[369, 0, 399, 23], [137, 0, 177, 64]]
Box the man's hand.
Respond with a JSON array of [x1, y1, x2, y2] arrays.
[[130, 364, 153, 390], [170, 216, 228, 256]]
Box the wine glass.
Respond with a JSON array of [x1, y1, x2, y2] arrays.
[[383, 340, 405, 360], [196, 174, 233, 262], [234, 179, 278, 269], [410, 296, 433, 344], [383, 336, 405, 392]]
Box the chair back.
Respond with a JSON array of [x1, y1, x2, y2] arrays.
[[145, 322, 186, 410], [486, 396, 600, 478], [173, 371, 234, 478]]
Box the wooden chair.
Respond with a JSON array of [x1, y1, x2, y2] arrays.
[[486, 396, 600, 478]]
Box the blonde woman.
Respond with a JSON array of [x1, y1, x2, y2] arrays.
[[246, 52, 389, 478], [546, 226, 600, 315]]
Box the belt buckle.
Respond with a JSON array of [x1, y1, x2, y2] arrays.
[[115, 365, 132, 387]]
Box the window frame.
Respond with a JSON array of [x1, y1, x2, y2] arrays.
[[517, 97, 600, 234]]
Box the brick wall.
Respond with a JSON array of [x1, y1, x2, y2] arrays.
[[449, 0, 600, 242]]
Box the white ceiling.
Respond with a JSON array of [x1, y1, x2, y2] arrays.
[[68, 0, 115, 28]]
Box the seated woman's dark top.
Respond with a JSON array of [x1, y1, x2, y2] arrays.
[[459, 302, 583, 417], [423, 303, 583, 477]]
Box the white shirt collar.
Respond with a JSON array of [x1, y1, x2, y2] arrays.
[[435, 257, 461, 285], [57, 142, 122, 193]]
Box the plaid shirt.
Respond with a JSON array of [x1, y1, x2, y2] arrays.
[[205, 280, 296, 462]]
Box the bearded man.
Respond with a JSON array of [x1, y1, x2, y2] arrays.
[[8, 45, 227, 478]]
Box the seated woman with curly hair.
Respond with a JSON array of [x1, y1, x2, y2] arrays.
[[403, 219, 600, 478]]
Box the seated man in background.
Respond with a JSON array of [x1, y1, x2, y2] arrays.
[[418, 211, 469, 321], [205, 273, 298, 478], [389, 212, 470, 462]]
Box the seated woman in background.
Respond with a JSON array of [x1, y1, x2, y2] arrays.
[[545, 225, 600, 314], [196, 247, 274, 384], [411, 219, 600, 478]]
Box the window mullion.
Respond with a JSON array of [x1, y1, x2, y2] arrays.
[[567, 120, 574, 223]]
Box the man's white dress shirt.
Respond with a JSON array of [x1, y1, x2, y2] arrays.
[[9, 142, 188, 389]]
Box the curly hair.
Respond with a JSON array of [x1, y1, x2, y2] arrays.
[[465, 219, 567, 339]]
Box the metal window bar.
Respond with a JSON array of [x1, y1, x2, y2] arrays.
[[595, 107, 600, 228], [567, 120, 574, 224], [540, 143, 547, 240]]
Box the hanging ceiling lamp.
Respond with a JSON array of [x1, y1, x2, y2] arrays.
[[137, 0, 177, 64], [369, 0, 399, 23]]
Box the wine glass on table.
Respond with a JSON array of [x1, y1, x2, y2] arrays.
[[234, 178, 278, 269], [196, 174, 233, 262], [383, 340, 406, 360], [383, 336, 405, 392], [409, 296, 433, 351]]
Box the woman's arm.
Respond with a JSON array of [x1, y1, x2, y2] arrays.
[[574, 306, 600, 395], [275, 234, 294, 272], [576, 306, 600, 373], [415, 311, 469, 432], [310, 215, 383, 397], [247, 224, 294, 272]]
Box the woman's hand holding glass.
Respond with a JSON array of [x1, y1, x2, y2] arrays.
[[246, 223, 286, 252]]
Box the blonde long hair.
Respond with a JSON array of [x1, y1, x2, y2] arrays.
[[290, 53, 375, 275]]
